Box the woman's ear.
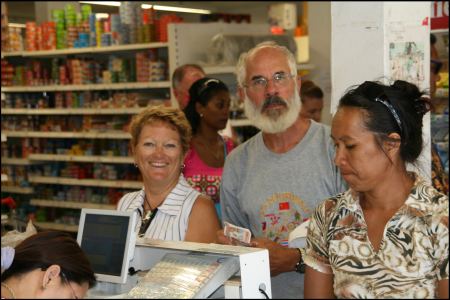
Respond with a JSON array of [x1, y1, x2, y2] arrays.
[[195, 102, 205, 117], [384, 133, 402, 157], [42, 265, 61, 289]]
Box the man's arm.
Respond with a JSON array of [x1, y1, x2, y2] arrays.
[[252, 238, 300, 277]]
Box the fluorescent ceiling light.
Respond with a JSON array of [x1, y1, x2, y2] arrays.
[[79, 1, 211, 14], [8, 23, 26, 28], [79, 1, 120, 7], [142, 4, 211, 14]]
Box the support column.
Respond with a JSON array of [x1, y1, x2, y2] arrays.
[[331, 2, 431, 181]]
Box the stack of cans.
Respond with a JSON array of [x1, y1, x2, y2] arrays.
[[135, 51, 149, 82], [65, 4, 77, 48], [25, 22, 37, 51], [52, 9, 66, 49], [69, 59, 83, 85], [100, 32, 112, 47], [1, 59, 14, 86], [95, 19, 103, 47], [110, 14, 121, 45], [8, 27, 23, 51], [74, 32, 89, 48], [81, 60, 94, 84], [149, 60, 166, 82], [142, 8, 155, 42], [120, 2, 140, 44], [51, 58, 59, 84], [81, 4, 91, 21], [41, 22, 56, 50], [88, 14, 96, 46]]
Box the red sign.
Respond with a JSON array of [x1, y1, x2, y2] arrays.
[[431, 1, 449, 30]]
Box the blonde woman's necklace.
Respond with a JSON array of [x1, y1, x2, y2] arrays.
[[1, 282, 16, 299]]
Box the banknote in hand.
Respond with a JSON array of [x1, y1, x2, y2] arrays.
[[224, 221, 251, 246]]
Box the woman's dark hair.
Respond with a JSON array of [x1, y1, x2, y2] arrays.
[[1, 231, 97, 288], [300, 80, 324, 101], [184, 77, 229, 134], [338, 80, 430, 163]]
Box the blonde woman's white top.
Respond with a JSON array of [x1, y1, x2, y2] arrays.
[[117, 175, 200, 241]]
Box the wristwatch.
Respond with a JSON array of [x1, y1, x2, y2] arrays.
[[295, 248, 306, 273]]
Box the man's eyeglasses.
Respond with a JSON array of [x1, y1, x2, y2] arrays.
[[244, 72, 295, 92], [431, 59, 443, 75], [61, 271, 79, 299]]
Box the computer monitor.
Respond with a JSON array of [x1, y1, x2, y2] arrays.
[[77, 208, 137, 284]]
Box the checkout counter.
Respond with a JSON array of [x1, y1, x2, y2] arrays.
[[78, 209, 271, 299]]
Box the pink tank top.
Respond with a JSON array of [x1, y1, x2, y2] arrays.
[[183, 137, 234, 204]]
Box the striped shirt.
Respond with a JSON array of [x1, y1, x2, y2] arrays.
[[117, 175, 200, 241]]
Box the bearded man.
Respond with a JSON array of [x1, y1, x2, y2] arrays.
[[217, 41, 347, 299]]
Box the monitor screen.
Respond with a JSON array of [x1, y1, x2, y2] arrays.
[[77, 209, 137, 284]]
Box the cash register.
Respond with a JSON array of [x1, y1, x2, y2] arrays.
[[77, 208, 271, 299]]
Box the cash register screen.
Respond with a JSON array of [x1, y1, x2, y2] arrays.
[[77, 209, 136, 284]]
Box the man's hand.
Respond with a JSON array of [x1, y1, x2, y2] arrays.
[[216, 228, 252, 246], [252, 237, 300, 277]]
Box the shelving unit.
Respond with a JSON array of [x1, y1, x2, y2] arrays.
[[2, 130, 131, 139], [28, 175, 142, 189], [30, 199, 115, 210], [1, 40, 170, 232], [1, 81, 171, 92], [33, 221, 79, 232], [28, 154, 133, 164], [1, 107, 143, 115], [1, 186, 34, 194], [1, 42, 168, 58]]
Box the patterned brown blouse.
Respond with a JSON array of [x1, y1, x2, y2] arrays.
[[304, 173, 449, 298]]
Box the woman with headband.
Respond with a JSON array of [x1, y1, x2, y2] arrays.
[[304, 80, 448, 298]]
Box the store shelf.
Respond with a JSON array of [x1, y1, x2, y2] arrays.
[[1, 107, 144, 115], [1, 157, 33, 165], [33, 221, 79, 232], [1, 81, 171, 92], [1, 186, 34, 194], [1, 42, 168, 58], [30, 199, 115, 210], [229, 119, 253, 127], [29, 154, 134, 164], [2, 130, 131, 139], [29, 175, 142, 189]]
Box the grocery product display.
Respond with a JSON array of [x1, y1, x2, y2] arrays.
[[1, 3, 179, 232]]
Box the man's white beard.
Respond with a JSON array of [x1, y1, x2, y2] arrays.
[[244, 91, 301, 134]]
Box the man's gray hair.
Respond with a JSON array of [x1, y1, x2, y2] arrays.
[[235, 41, 297, 88]]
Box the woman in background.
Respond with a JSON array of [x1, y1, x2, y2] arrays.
[[117, 106, 220, 243], [304, 80, 448, 298], [1, 231, 96, 299], [299, 80, 324, 123], [183, 77, 234, 220]]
